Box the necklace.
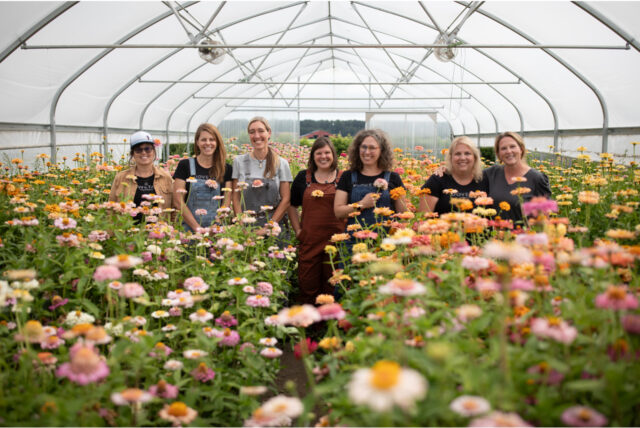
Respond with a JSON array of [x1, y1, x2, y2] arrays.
[[315, 170, 336, 184], [252, 152, 266, 168]]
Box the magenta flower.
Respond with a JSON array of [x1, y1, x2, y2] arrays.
[[215, 311, 238, 328], [48, 295, 69, 311], [595, 285, 638, 310], [561, 406, 607, 427], [56, 343, 109, 385], [92, 265, 121, 282], [622, 314, 640, 334], [522, 197, 558, 217], [191, 362, 216, 382], [148, 380, 179, 399]]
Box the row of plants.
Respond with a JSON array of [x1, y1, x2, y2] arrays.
[[1, 141, 639, 426]]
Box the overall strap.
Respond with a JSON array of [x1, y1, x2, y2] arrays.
[[351, 171, 358, 185], [242, 154, 252, 179], [305, 169, 312, 187], [383, 171, 391, 182], [188, 157, 196, 177], [335, 169, 344, 187]]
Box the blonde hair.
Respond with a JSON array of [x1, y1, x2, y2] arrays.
[[194, 123, 226, 183], [494, 131, 527, 163], [445, 136, 483, 182], [248, 116, 280, 179]]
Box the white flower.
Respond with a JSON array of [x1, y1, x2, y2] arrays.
[[379, 279, 426, 296], [163, 359, 183, 370], [146, 244, 162, 255], [259, 337, 278, 346], [183, 349, 208, 359], [64, 310, 95, 326], [348, 360, 427, 412], [261, 395, 303, 419], [189, 309, 214, 323], [276, 305, 321, 328], [449, 395, 491, 417]]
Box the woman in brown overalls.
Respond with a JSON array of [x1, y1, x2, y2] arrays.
[[288, 137, 347, 304]]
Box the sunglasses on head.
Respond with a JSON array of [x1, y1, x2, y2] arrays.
[[133, 146, 154, 154]]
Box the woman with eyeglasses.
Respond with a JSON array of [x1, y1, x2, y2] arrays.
[[232, 116, 292, 235], [287, 136, 347, 304], [334, 129, 407, 230], [172, 123, 233, 232], [109, 130, 173, 223]]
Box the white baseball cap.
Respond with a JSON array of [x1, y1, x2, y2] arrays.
[[130, 131, 154, 149]]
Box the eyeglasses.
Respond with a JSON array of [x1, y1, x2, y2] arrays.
[[133, 146, 154, 154], [360, 145, 380, 152]]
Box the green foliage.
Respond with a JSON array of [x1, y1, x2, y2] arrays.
[[331, 134, 352, 155], [480, 146, 495, 163], [299, 138, 312, 148], [300, 119, 364, 136]]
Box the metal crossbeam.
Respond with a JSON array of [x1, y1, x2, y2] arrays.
[[22, 43, 629, 49]]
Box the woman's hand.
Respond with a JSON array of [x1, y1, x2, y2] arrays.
[[359, 192, 377, 209]]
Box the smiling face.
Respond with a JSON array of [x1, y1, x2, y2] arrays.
[[196, 131, 217, 157], [497, 136, 523, 166], [451, 142, 476, 175], [248, 120, 271, 151], [132, 143, 155, 166], [313, 144, 334, 171], [359, 136, 381, 168]]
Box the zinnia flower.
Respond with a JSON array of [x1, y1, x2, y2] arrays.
[[93, 265, 122, 282], [561, 406, 607, 427], [191, 362, 216, 382], [104, 254, 143, 269], [530, 317, 578, 344], [189, 308, 214, 323], [158, 402, 198, 426], [449, 395, 491, 417], [276, 305, 321, 327], [379, 278, 426, 296], [149, 379, 179, 399], [348, 360, 427, 412], [594, 285, 638, 310], [111, 388, 153, 406], [246, 295, 270, 307], [56, 343, 109, 385], [469, 411, 531, 427]]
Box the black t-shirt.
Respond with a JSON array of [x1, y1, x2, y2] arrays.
[[134, 174, 155, 207], [290, 169, 342, 207], [336, 170, 404, 194], [421, 173, 489, 214], [173, 158, 233, 197]]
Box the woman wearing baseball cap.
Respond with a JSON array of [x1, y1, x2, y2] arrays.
[[109, 131, 174, 223]]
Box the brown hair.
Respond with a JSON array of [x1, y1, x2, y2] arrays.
[[348, 129, 394, 172], [248, 116, 280, 179], [194, 123, 226, 183], [494, 131, 527, 163], [308, 136, 338, 173], [445, 136, 483, 182]]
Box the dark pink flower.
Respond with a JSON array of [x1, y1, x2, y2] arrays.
[[561, 406, 607, 427], [148, 380, 179, 399], [522, 197, 558, 217], [191, 362, 216, 382], [294, 338, 318, 359], [595, 285, 638, 310]]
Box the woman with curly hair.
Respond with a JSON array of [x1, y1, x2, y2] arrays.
[[334, 129, 406, 229]]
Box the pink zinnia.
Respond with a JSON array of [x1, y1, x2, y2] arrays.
[[148, 380, 179, 399], [93, 265, 121, 282], [561, 406, 607, 427], [56, 343, 109, 385], [373, 178, 388, 190], [594, 285, 638, 310], [469, 411, 531, 427], [118, 282, 145, 298], [191, 362, 216, 382], [317, 303, 346, 320], [246, 295, 270, 307], [215, 311, 238, 327], [256, 282, 273, 296], [530, 317, 578, 344], [54, 217, 77, 230], [461, 256, 490, 271], [183, 276, 209, 293], [213, 328, 240, 346], [622, 314, 640, 334], [510, 278, 535, 291], [522, 197, 558, 217], [352, 230, 378, 240]]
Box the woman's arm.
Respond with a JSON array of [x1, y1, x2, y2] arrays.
[[334, 189, 377, 219], [394, 196, 408, 214], [287, 205, 301, 237], [222, 180, 233, 208], [418, 195, 438, 213], [172, 178, 199, 231], [271, 181, 290, 223]]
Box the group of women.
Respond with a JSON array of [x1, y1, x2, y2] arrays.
[[110, 122, 550, 305]]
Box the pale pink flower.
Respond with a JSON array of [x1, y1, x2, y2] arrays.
[[118, 282, 145, 298], [317, 303, 346, 320], [54, 217, 77, 230], [148, 380, 179, 399], [111, 388, 153, 406], [93, 265, 122, 282], [260, 347, 283, 358], [455, 304, 483, 323], [461, 256, 491, 272], [56, 343, 109, 385], [373, 178, 388, 190], [158, 402, 198, 426], [276, 305, 321, 327], [228, 277, 248, 286], [183, 349, 208, 359], [104, 254, 143, 269], [509, 278, 535, 291], [378, 278, 426, 296], [194, 208, 208, 216], [183, 276, 209, 293], [243, 286, 256, 294], [213, 328, 240, 346], [449, 395, 491, 417], [191, 362, 216, 382], [256, 282, 273, 295], [561, 406, 607, 427], [469, 411, 531, 427], [530, 317, 578, 344], [246, 295, 270, 307], [259, 337, 278, 346], [189, 308, 214, 323]]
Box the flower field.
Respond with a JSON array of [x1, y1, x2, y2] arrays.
[[1, 144, 639, 427]]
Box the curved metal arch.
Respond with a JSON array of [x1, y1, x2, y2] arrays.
[[48, 2, 198, 162], [0, 2, 78, 64], [574, 2, 640, 53], [460, 2, 609, 151], [354, 2, 557, 146]]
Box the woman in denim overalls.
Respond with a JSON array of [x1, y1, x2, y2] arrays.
[[173, 123, 231, 232], [334, 129, 407, 232], [232, 117, 292, 235]]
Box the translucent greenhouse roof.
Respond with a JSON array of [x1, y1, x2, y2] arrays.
[[1, 1, 639, 161]]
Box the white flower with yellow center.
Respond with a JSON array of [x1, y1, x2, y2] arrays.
[[348, 360, 427, 412]]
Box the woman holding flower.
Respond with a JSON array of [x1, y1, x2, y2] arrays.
[[418, 136, 488, 215], [109, 131, 173, 223], [172, 123, 232, 232], [485, 131, 551, 225], [232, 117, 292, 233], [334, 129, 406, 228], [288, 137, 347, 304]]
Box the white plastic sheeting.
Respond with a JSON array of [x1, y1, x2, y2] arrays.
[[0, 1, 639, 163]]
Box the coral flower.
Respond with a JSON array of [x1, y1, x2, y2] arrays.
[[561, 405, 607, 427], [158, 402, 198, 426], [348, 360, 427, 412], [56, 343, 109, 385], [594, 285, 638, 310]]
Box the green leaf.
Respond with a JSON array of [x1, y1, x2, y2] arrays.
[[564, 379, 604, 391]]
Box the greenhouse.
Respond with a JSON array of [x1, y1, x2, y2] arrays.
[[1, 1, 639, 427]]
